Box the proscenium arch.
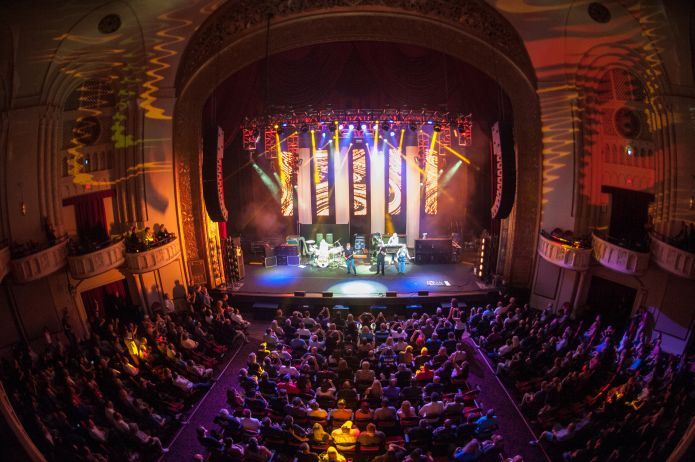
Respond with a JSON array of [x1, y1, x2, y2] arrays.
[[174, 6, 542, 287]]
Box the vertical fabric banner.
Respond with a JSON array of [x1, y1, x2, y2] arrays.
[[334, 141, 350, 224], [314, 149, 330, 216], [297, 147, 312, 224], [405, 145, 420, 248], [369, 148, 385, 234], [278, 150, 294, 216], [388, 147, 402, 215], [351, 146, 368, 216]]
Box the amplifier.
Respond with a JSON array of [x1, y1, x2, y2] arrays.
[[276, 255, 288, 265], [415, 238, 452, 252], [276, 244, 299, 256], [287, 255, 300, 266], [264, 256, 277, 267]]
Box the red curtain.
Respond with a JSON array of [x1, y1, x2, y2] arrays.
[[63, 190, 113, 239], [80, 279, 128, 321]]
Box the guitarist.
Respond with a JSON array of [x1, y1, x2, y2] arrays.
[[375, 246, 386, 275], [344, 242, 357, 275]]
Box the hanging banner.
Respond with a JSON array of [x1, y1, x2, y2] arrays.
[[314, 149, 330, 216], [388, 147, 402, 215], [490, 121, 516, 219], [351, 146, 368, 216]]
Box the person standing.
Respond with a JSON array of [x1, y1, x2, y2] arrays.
[[344, 243, 357, 275], [376, 246, 386, 275], [396, 245, 409, 274]]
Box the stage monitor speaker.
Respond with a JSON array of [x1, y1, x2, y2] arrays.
[[294, 291, 306, 297], [276, 255, 288, 265], [322, 291, 333, 298], [287, 256, 300, 266], [386, 291, 397, 297], [418, 290, 429, 296], [264, 256, 277, 268]]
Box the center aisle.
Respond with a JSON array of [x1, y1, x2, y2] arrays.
[[161, 323, 265, 460], [464, 338, 550, 462]]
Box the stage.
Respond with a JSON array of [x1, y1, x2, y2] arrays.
[[221, 261, 494, 310]]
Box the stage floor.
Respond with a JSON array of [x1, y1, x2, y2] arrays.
[[230, 261, 487, 297]]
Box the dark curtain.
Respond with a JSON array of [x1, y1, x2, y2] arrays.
[[211, 41, 510, 239], [81, 279, 129, 321], [63, 190, 113, 241]]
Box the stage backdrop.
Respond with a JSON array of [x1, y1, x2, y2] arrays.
[[214, 41, 507, 241]]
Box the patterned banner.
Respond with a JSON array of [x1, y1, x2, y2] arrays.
[[388, 147, 402, 215], [314, 149, 330, 216], [418, 132, 439, 215], [279, 150, 294, 216], [351, 146, 368, 216]]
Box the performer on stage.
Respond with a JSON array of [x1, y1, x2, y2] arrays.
[[387, 233, 399, 263], [344, 242, 356, 275], [396, 244, 411, 274], [375, 246, 386, 275]]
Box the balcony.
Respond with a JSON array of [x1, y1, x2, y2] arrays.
[[125, 237, 181, 273], [11, 239, 69, 283], [68, 239, 126, 279], [592, 233, 650, 276], [537, 232, 592, 271], [0, 245, 10, 282], [650, 234, 695, 280]]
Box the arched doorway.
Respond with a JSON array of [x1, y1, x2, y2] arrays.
[[173, 1, 542, 287]]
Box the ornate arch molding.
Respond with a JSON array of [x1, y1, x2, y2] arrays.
[[573, 45, 676, 236], [174, 2, 542, 287]]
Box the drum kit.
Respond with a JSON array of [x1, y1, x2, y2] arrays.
[[306, 239, 344, 268]]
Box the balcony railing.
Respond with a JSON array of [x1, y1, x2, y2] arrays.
[[650, 234, 695, 280], [125, 237, 180, 273], [68, 239, 126, 279], [11, 239, 69, 283], [537, 232, 592, 271], [0, 245, 10, 282], [592, 233, 650, 275]]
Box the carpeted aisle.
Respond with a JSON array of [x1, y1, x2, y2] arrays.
[[464, 338, 550, 462], [161, 323, 264, 461]]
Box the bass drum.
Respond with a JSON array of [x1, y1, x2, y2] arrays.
[[316, 256, 329, 268]]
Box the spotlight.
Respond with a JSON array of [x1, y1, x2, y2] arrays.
[[348, 124, 354, 130], [625, 145, 634, 156], [427, 120, 433, 125], [361, 124, 367, 130], [300, 124, 309, 133], [373, 124, 378, 130], [433, 124, 442, 133], [282, 123, 288, 127], [409, 123, 417, 132], [338, 124, 344, 130], [273, 124, 279, 129], [322, 133, 326, 138], [390, 131, 395, 137]]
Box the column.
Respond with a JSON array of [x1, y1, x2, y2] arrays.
[[333, 140, 350, 224], [370, 148, 385, 234], [405, 145, 421, 248]]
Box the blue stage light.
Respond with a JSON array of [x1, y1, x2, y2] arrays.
[[338, 124, 344, 130], [390, 131, 395, 137], [322, 133, 326, 138], [361, 124, 367, 130], [348, 124, 354, 130]]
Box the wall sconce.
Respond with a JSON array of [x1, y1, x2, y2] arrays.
[[18, 182, 26, 216]]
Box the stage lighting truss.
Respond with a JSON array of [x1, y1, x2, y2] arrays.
[[241, 109, 472, 150]]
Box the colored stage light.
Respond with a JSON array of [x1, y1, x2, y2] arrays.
[[361, 124, 367, 130], [433, 124, 442, 132], [390, 131, 395, 137], [348, 124, 354, 130], [322, 132, 326, 138], [273, 124, 279, 129], [338, 124, 344, 130], [373, 124, 378, 130], [427, 120, 433, 125]]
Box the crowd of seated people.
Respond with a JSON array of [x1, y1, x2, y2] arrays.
[[0, 287, 249, 461], [474, 300, 694, 462], [195, 304, 526, 462], [125, 224, 175, 252]]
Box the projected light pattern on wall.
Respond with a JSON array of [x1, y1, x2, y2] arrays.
[[352, 147, 367, 215], [388, 147, 402, 215], [419, 131, 440, 215], [314, 149, 330, 216]]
